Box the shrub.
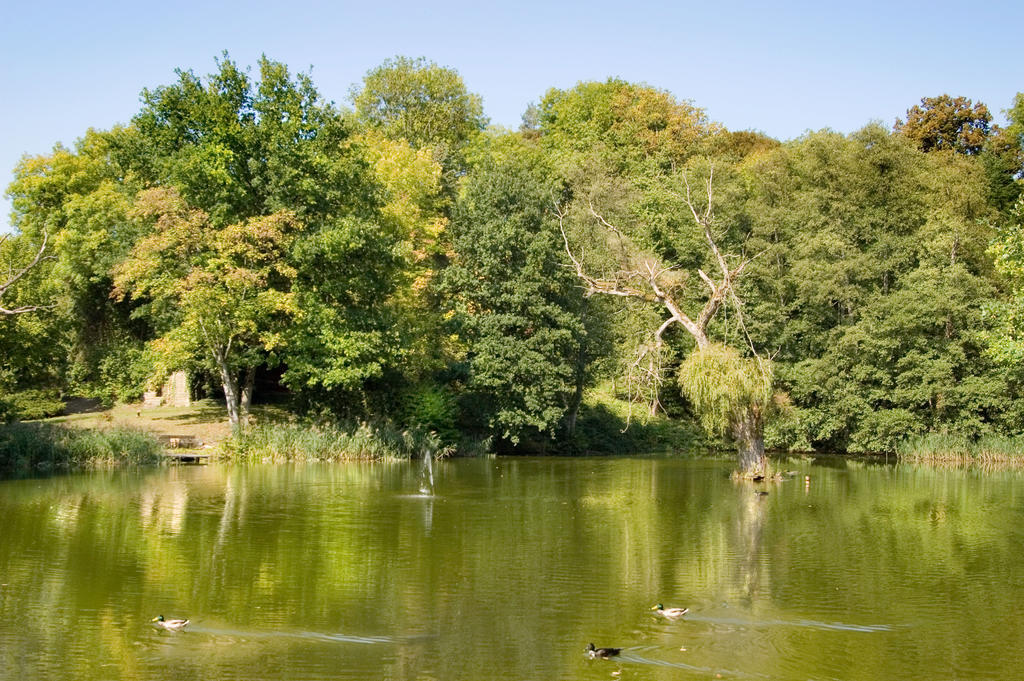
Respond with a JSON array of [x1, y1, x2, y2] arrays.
[[7, 389, 65, 420], [400, 382, 459, 444]]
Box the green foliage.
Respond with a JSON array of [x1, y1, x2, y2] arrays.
[[399, 382, 458, 444], [5, 59, 1024, 457], [677, 344, 772, 438], [282, 216, 404, 397], [133, 54, 364, 226], [538, 78, 716, 172], [0, 423, 163, 472], [984, 197, 1024, 365], [848, 409, 922, 453], [980, 93, 1024, 212], [742, 125, 1017, 452], [94, 341, 154, 405], [571, 384, 705, 454], [352, 56, 486, 152], [113, 188, 303, 424], [4, 132, 143, 401], [442, 143, 587, 444], [4, 388, 65, 420]]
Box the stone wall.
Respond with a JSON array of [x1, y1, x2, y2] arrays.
[[141, 370, 191, 409]]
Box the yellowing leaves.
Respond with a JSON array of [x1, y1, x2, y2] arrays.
[[113, 186, 304, 389], [357, 131, 447, 255]]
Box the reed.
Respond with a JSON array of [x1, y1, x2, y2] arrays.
[[223, 421, 452, 462], [899, 433, 1024, 464], [0, 422, 164, 472]]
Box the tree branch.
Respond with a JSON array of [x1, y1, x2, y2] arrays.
[[556, 203, 656, 301], [0, 231, 57, 315]]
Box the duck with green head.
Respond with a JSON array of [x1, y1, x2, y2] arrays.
[[152, 615, 189, 630], [651, 603, 689, 619]]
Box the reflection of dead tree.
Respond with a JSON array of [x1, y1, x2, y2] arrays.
[[557, 168, 762, 417], [1, 231, 55, 315]]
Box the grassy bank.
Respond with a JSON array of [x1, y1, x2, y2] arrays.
[[221, 421, 453, 462], [898, 433, 1024, 465], [7, 386, 703, 469], [0, 422, 164, 473]]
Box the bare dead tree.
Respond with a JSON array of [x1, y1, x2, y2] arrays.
[[557, 168, 762, 416], [0, 231, 56, 316]]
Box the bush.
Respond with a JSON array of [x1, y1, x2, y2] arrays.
[[7, 388, 65, 420], [571, 389, 706, 455], [850, 409, 923, 453], [95, 344, 154, 405], [400, 382, 459, 445]]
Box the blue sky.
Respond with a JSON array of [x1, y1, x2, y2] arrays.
[[2, 0, 1022, 232]]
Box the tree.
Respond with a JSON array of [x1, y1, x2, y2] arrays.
[[981, 92, 1024, 212], [558, 166, 771, 474], [442, 148, 587, 445], [280, 214, 405, 411], [896, 95, 993, 155], [743, 125, 1017, 452], [5, 129, 152, 403], [538, 79, 717, 173], [352, 56, 486, 153], [131, 53, 365, 227], [678, 344, 772, 470], [985, 197, 1024, 366], [122, 54, 403, 418], [355, 130, 450, 381], [113, 188, 301, 428], [0, 230, 62, 420]]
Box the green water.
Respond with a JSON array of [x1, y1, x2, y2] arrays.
[[1, 457, 1023, 680]]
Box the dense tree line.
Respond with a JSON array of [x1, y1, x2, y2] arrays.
[[2, 55, 1022, 468]]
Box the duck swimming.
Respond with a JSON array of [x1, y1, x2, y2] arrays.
[[152, 615, 189, 630], [585, 643, 622, 659], [651, 603, 689, 619]]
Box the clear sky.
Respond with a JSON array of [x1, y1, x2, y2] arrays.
[[2, 0, 1022, 232]]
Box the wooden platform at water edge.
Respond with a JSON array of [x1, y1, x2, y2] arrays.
[[159, 434, 212, 464]]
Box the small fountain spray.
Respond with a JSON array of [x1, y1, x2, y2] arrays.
[[419, 448, 435, 496]]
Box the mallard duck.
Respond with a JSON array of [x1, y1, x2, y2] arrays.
[[585, 642, 622, 659], [651, 603, 689, 619], [152, 615, 189, 630]]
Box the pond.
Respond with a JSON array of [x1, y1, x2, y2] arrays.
[[1, 457, 1023, 680]]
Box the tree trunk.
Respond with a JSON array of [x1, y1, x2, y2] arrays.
[[240, 365, 256, 426], [732, 406, 767, 476], [215, 352, 241, 430]]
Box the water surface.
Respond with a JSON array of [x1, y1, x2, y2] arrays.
[[1, 457, 1023, 680]]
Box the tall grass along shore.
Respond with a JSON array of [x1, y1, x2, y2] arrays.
[[899, 433, 1024, 465], [221, 421, 454, 462], [0, 422, 164, 472]]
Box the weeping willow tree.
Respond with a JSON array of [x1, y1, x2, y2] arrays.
[[678, 343, 773, 476]]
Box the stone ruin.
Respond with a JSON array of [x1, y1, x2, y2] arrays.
[[142, 370, 191, 409]]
